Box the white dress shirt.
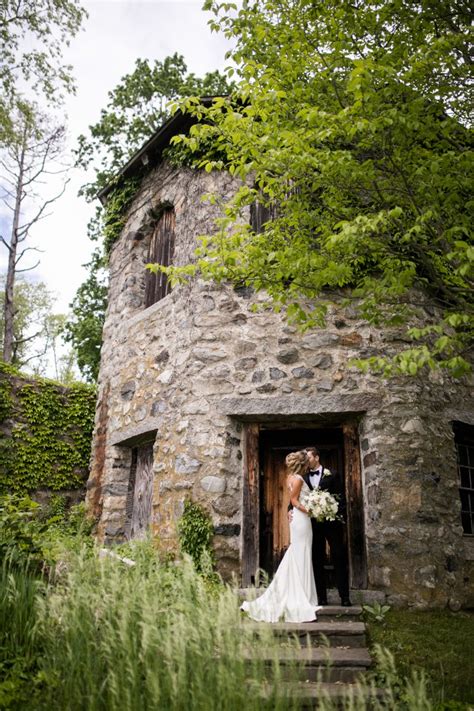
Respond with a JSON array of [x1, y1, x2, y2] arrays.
[[309, 467, 323, 489]]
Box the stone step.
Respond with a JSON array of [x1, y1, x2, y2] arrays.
[[243, 646, 373, 683], [239, 587, 386, 606], [316, 605, 364, 621], [257, 681, 385, 709], [240, 602, 364, 622], [245, 620, 367, 647]]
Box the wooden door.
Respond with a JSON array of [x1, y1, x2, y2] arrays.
[[126, 441, 154, 540], [261, 447, 290, 574]]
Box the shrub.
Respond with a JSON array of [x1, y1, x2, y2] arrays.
[[177, 499, 215, 573], [0, 495, 46, 568]]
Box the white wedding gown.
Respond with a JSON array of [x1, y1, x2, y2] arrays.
[[241, 475, 320, 622]]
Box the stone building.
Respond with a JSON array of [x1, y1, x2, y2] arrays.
[[86, 111, 474, 609]]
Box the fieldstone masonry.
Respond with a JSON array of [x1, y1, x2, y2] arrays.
[[87, 158, 474, 609]]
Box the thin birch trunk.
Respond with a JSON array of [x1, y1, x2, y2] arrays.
[[2, 129, 26, 363]]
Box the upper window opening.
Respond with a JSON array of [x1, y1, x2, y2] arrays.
[[250, 202, 277, 234], [454, 422, 474, 535], [144, 207, 175, 308]]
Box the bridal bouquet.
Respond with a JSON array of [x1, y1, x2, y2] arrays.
[[303, 489, 339, 522]]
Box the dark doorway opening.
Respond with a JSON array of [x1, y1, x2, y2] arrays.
[[259, 428, 344, 584], [242, 421, 367, 589]]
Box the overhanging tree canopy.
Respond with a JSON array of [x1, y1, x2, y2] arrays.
[[168, 0, 473, 377]]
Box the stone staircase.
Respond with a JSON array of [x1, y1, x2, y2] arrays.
[[240, 592, 380, 708]]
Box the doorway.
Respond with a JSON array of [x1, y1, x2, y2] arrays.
[[242, 422, 367, 589]]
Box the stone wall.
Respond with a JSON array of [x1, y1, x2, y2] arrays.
[[87, 160, 474, 608]]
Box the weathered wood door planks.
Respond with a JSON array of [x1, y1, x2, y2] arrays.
[[127, 441, 154, 540], [242, 423, 260, 586]]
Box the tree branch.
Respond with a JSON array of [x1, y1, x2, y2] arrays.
[[16, 259, 40, 273]]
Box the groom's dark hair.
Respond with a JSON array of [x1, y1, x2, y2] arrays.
[[306, 447, 320, 457]]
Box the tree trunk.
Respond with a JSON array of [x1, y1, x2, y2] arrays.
[[3, 132, 26, 363]]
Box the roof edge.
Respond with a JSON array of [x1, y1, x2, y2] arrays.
[[97, 96, 220, 203]]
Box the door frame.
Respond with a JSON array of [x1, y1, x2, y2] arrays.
[[241, 419, 367, 588]]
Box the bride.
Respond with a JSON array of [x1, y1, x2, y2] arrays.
[[241, 450, 320, 623]]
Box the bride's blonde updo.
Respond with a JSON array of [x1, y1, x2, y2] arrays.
[[285, 450, 308, 477]]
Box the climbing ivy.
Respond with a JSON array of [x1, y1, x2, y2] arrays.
[[0, 363, 96, 495], [178, 499, 215, 573], [102, 175, 143, 255], [0, 362, 15, 421]]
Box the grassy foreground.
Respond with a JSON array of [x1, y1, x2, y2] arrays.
[[367, 608, 474, 708], [1, 546, 302, 711], [1, 537, 472, 710]]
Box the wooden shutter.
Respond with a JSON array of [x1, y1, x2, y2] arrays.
[[250, 202, 273, 234], [145, 208, 175, 307], [125, 441, 154, 540]]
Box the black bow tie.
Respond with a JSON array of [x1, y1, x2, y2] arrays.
[[310, 470, 321, 476]]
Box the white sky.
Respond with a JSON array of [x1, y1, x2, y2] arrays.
[[1, 0, 231, 315]]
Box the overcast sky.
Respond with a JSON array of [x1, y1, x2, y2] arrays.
[[1, 0, 231, 316]]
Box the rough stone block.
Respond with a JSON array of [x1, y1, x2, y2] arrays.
[[401, 418, 426, 435], [155, 349, 169, 364], [269, 367, 287, 380], [175, 454, 201, 475], [183, 399, 209, 415], [192, 347, 228, 362], [193, 379, 234, 395], [316, 379, 334, 392], [302, 333, 339, 348], [340, 332, 363, 347], [200, 476, 227, 493], [256, 383, 277, 393], [277, 348, 299, 364], [292, 367, 314, 379], [213, 523, 241, 536], [235, 357, 258, 370], [370, 566, 391, 588], [363, 451, 377, 468], [157, 369, 173, 384], [104, 522, 125, 537], [174, 480, 193, 490], [212, 494, 239, 516], [102, 483, 129, 497], [234, 340, 257, 355], [120, 380, 136, 400], [311, 354, 333, 369], [150, 400, 167, 416], [208, 365, 231, 379]]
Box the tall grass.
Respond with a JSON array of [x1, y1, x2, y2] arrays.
[[0, 542, 448, 710], [34, 544, 300, 711], [0, 556, 44, 708]]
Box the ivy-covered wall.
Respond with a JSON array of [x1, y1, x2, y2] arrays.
[[0, 363, 96, 499]]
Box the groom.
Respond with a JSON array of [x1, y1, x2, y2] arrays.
[[303, 447, 352, 607]]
